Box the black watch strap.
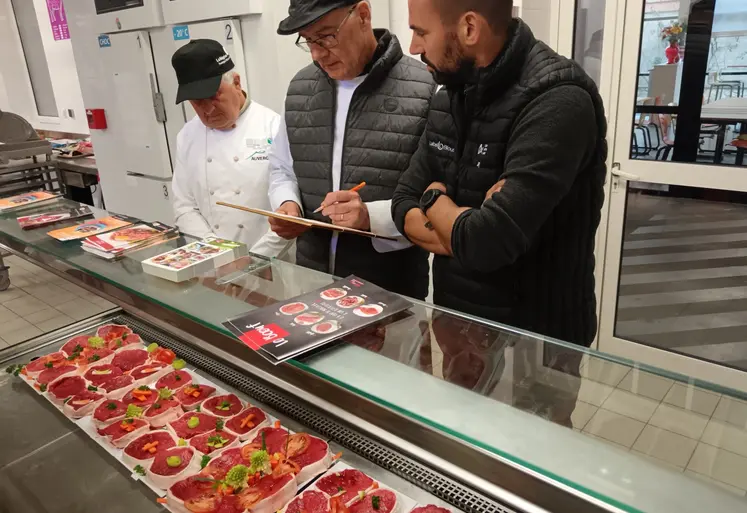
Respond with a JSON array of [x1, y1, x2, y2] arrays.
[[420, 189, 445, 213]]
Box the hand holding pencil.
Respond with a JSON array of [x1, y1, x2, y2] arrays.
[[318, 182, 371, 231]]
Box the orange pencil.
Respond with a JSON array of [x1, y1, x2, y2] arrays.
[[314, 182, 367, 213]]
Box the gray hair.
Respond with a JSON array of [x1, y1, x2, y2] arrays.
[[222, 70, 239, 83]]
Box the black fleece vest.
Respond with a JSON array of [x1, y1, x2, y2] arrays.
[[424, 21, 608, 346], [284, 31, 436, 299]]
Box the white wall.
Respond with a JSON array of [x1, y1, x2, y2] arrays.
[[0, 0, 88, 134]]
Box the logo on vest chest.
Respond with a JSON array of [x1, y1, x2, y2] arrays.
[[429, 140, 455, 154]]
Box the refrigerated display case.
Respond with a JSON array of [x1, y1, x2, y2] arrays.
[[0, 199, 745, 513]]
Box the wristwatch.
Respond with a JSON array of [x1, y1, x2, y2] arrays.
[[420, 189, 445, 214]]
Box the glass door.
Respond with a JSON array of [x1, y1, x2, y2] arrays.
[[599, 0, 747, 391]]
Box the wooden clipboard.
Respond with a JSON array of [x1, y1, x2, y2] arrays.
[[216, 202, 399, 242]]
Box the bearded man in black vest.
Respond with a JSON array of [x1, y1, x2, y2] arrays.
[[392, 0, 608, 348], [268, 0, 436, 299]]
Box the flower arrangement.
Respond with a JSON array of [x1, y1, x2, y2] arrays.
[[661, 22, 686, 45]]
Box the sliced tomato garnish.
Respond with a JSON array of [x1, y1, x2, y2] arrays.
[[184, 492, 221, 513], [236, 488, 264, 510], [272, 459, 300, 478], [240, 443, 262, 461], [285, 433, 310, 457]]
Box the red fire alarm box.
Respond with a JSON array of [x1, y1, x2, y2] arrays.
[[86, 109, 107, 130]]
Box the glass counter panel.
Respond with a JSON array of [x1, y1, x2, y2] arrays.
[[1, 200, 746, 512]]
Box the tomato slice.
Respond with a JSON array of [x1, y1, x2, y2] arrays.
[[153, 348, 176, 364], [237, 488, 264, 510], [240, 443, 262, 461], [285, 433, 310, 457], [184, 492, 221, 513]]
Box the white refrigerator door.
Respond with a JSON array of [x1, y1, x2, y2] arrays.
[[153, 19, 247, 166], [101, 30, 173, 180]]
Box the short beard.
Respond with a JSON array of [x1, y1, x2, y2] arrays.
[[421, 32, 476, 89]]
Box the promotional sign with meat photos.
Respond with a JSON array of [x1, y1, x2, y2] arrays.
[[223, 276, 413, 364]]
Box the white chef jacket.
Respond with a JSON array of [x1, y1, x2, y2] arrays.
[[172, 100, 293, 260], [268, 75, 410, 273]]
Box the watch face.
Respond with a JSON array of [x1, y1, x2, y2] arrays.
[[420, 189, 441, 211]]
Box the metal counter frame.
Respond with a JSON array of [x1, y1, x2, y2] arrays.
[[0, 235, 627, 513]]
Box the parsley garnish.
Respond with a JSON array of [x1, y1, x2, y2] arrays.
[[216, 419, 224, 432], [73, 344, 83, 353], [88, 354, 101, 363], [200, 454, 212, 469], [39, 384, 47, 392], [174, 374, 182, 381], [372, 496, 380, 510], [133, 465, 146, 477], [87, 385, 98, 391], [138, 385, 149, 391], [337, 486, 344, 493], [106, 402, 117, 410], [216, 400, 232, 411], [44, 362, 54, 369], [195, 405, 201, 412], [153, 403, 162, 410]]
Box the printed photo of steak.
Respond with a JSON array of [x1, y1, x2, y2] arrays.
[[175, 383, 216, 410], [122, 430, 178, 469], [48, 375, 87, 405], [315, 469, 374, 505], [36, 364, 77, 386], [97, 324, 133, 342], [98, 374, 135, 399], [283, 490, 330, 513], [234, 473, 297, 513], [411, 506, 451, 513], [111, 348, 148, 372], [189, 429, 238, 456], [63, 389, 105, 419], [121, 386, 158, 407], [201, 393, 243, 418], [224, 406, 269, 441], [148, 446, 200, 489], [155, 369, 192, 391], [129, 362, 170, 386], [168, 412, 221, 440], [93, 399, 127, 428], [98, 418, 149, 448], [25, 352, 67, 379], [144, 398, 183, 428], [107, 332, 142, 351], [350, 490, 398, 513], [83, 364, 123, 387]]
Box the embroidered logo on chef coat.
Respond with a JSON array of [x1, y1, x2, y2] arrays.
[[246, 138, 271, 161], [478, 144, 489, 156]]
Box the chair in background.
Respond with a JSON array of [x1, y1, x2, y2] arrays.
[[731, 138, 747, 166]]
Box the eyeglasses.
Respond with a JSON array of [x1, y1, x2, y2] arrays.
[[295, 5, 357, 53]]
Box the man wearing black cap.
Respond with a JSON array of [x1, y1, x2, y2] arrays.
[[171, 39, 292, 259], [267, 0, 436, 299]]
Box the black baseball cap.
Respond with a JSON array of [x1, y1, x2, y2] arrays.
[[277, 0, 359, 36], [172, 39, 235, 104]]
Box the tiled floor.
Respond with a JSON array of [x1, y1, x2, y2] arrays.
[[571, 358, 747, 499], [0, 255, 115, 350]]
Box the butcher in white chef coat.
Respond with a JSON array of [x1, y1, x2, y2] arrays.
[[170, 39, 292, 260]]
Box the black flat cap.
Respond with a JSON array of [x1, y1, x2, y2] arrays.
[[277, 0, 359, 36], [172, 39, 235, 104]]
